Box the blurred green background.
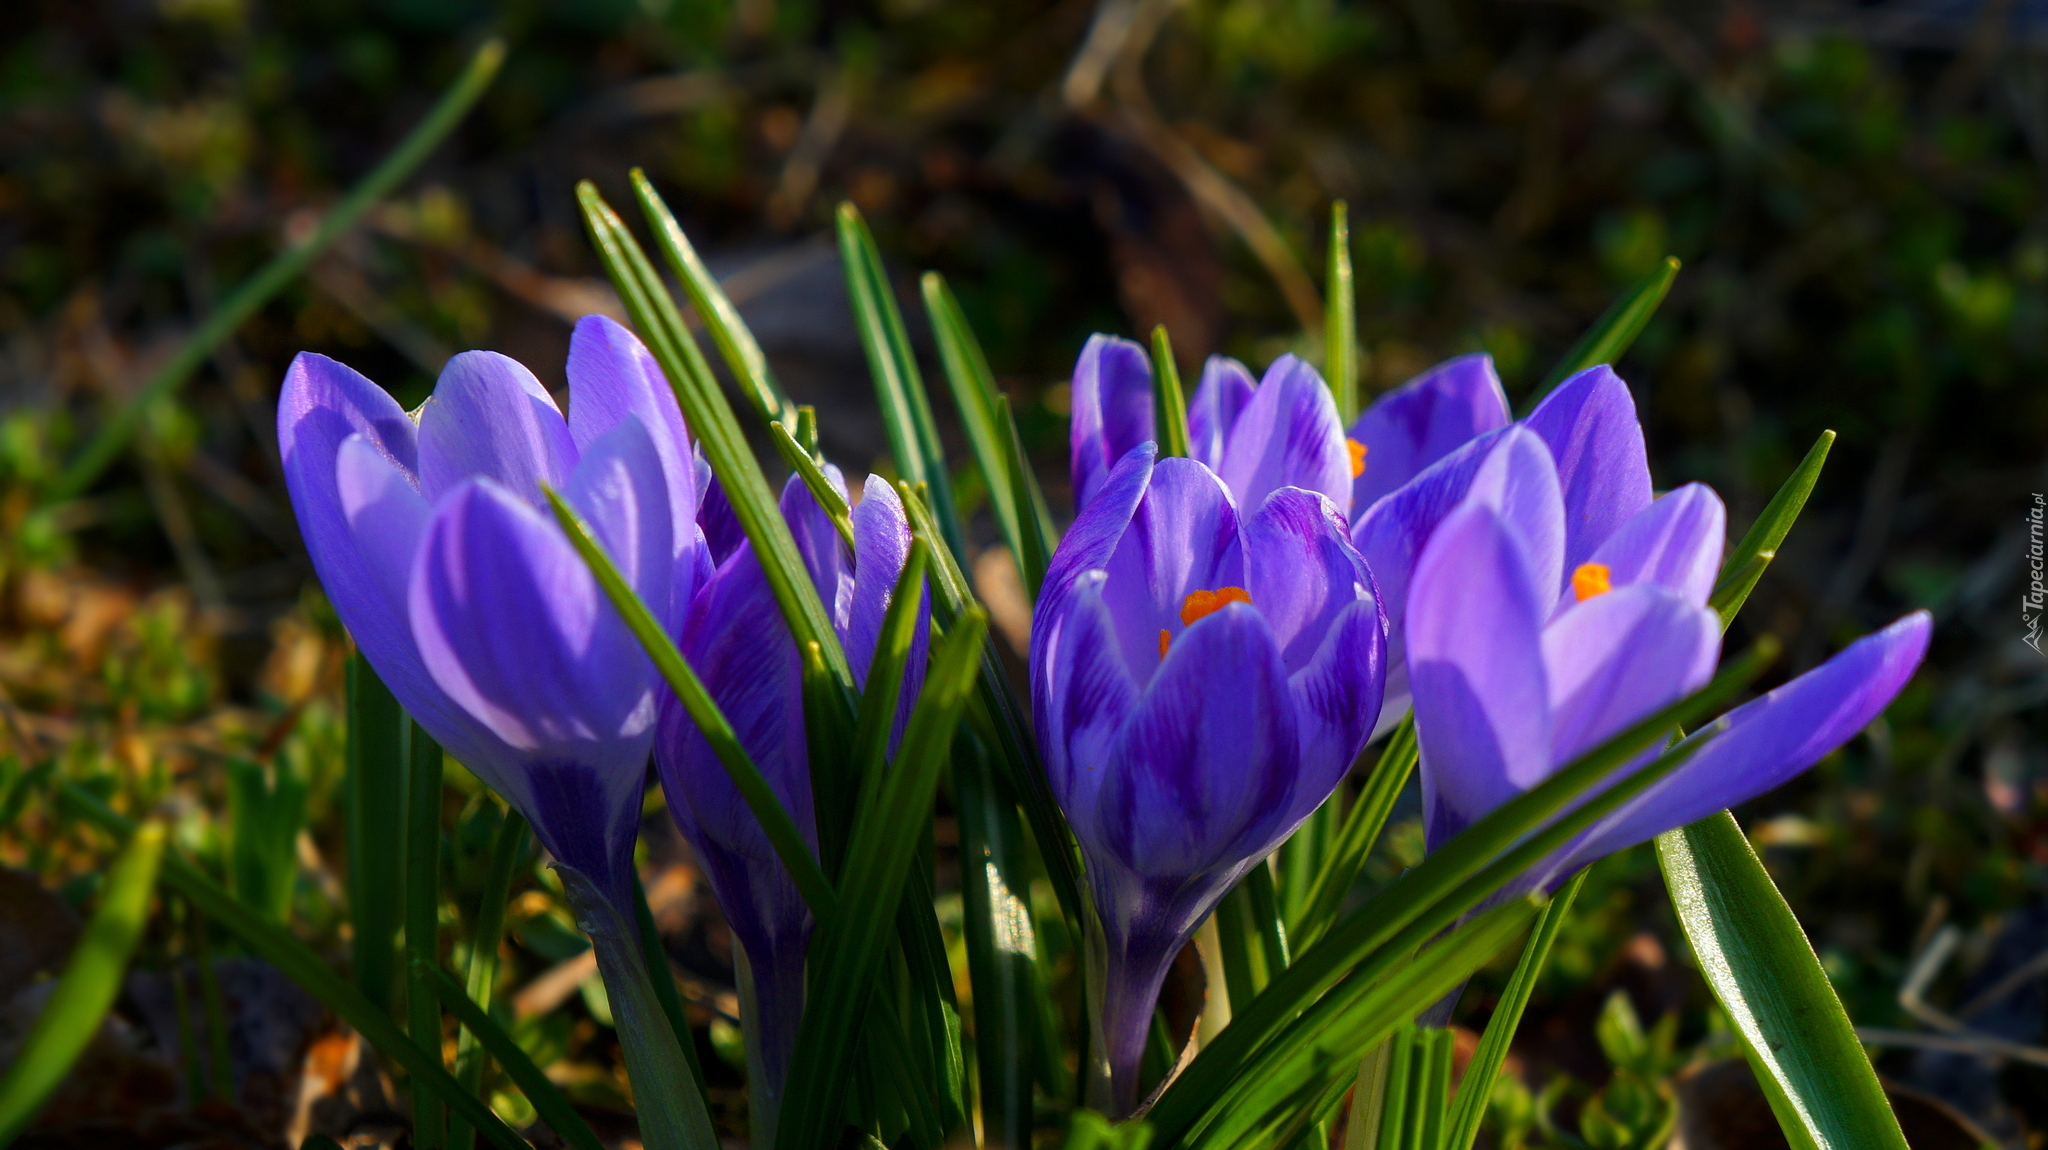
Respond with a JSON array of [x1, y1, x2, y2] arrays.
[[1, 0, 2045, 1145]]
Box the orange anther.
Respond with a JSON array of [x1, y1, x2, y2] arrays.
[[1572, 562, 1613, 602], [1347, 438, 1368, 478], [1159, 629, 1171, 658], [1179, 586, 1253, 627]]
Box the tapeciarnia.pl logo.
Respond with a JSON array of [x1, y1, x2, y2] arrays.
[[2028, 493, 2045, 655]]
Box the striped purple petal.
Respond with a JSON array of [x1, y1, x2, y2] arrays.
[[1070, 335, 1155, 513], [1347, 353, 1511, 515]]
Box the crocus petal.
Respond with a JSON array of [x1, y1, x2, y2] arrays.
[[845, 476, 928, 751], [1070, 335, 1155, 513], [1347, 353, 1511, 514], [1541, 584, 1719, 766], [1285, 596, 1386, 822], [779, 469, 854, 634], [1216, 355, 1351, 514], [566, 315, 698, 555], [563, 414, 675, 634], [1522, 366, 1652, 571], [417, 351, 578, 506], [1409, 503, 1553, 850], [1547, 611, 1932, 882], [1465, 427, 1565, 599], [1036, 572, 1142, 850], [1241, 487, 1372, 671], [1038, 442, 1157, 626], [1187, 355, 1256, 473], [334, 435, 431, 635], [1097, 601, 1297, 876], [697, 464, 747, 567], [1100, 457, 1244, 682], [1576, 483, 1725, 611], [410, 479, 657, 770]]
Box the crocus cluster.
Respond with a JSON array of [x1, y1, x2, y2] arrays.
[[1037, 337, 1929, 1116]]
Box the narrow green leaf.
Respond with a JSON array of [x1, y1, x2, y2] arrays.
[[766, 419, 856, 552], [1290, 719, 1417, 951], [1710, 429, 1835, 630], [1525, 256, 1680, 408], [630, 169, 796, 427], [1443, 868, 1586, 1150], [57, 785, 533, 1150], [577, 182, 855, 694], [835, 203, 966, 563], [1657, 813, 1909, 1150], [53, 39, 505, 502], [0, 821, 164, 1144], [1149, 326, 1192, 460], [776, 609, 990, 1150], [1415, 1027, 1454, 1150], [405, 721, 448, 1150], [546, 488, 836, 915], [848, 534, 933, 809], [634, 873, 710, 1098], [420, 964, 607, 1150], [1148, 640, 1776, 1144], [1187, 900, 1539, 1150], [922, 272, 1052, 601], [450, 806, 529, 1150], [1376, 1029, 1412, 1150], [346, 655, 407, 1013], [1325, 201, 1357, 424]]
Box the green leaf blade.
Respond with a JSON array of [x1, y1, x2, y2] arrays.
[[1710, 429, 1835, 630], [1526, 255, 1679, 408], [1657, 813, 1909, 1150]]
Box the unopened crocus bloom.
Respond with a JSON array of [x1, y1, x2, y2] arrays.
[[655, 468, 925, 1128], [1067, 336, 1510, 524], [1032, 443, 1386, 1116], [1353, 364, 1653, 737], [1405, 427, 1930, 892], [279, 314, 700, 915]]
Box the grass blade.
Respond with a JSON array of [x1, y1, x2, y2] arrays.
[[776, 608, 990, 1150], [1149, 326, 1192, 460], [53, 39, 504, 502], [346, 655, 407, 1013], [848, 530, 932, 813], [1524, 256, 1679, 408], [1289, 719, 1417, 952], [1710, 429, 1835, 630], [921, 272, 1053, 601], [633, 874, 710, 1097], [421, 963, 607, 1150], [766, 420, 856, 552], [577, 182, 855, 693], [1443, 868, 1587, 1150], [835, 203, 966, 563], [450, 806, 529, 1150], [545, 488, 836, 915], [630, 169, 796, 427], [1325, 201, 1357, 423], [0, 821, 164, 1143], [57, 784, 533, 1150], [1147, 641, 1776, 1144], [1657, 812, 1910, 1150], [405, 721, 448, 1150]]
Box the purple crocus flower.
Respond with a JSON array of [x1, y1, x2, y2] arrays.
[[655, 468, 925, 1123], [278, 314, 702, 913], [1344, 353, 1511, 515], [1032, 443, 1386, 1116], [1067, 335, 1350, 516], [1404, 428, 1930, 892], [1353, 364, 1654, 738]]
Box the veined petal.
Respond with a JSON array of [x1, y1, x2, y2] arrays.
[[417, 351, 577, 507], [1187, 355, 1256, 472], [566, 315, 698, 555], [1241, 487, 1371, 672], [1465, 426, 1566, 601], [1347, 353, 1511, 514], [1409, 504, 1553, 850], [1547, 611, 1932, 881], [1038, 442, 1156, 627], [1097, 601, 1297, 877], [1522, 365, 1652, 571], [563, 414, 674, 632], [780, 468, 854, 634], [1217, 354, 1351, 513], [1037, 572, 1142, 850], [335, 435, 431, 636], [1070, 335, 1155, 513], [410, 479, 658, 768], [1101, 457, 1244, 682], [1542, 584, 1719, 767], [1576, 483, 1725, 611], [846, 476, 928, 751], [696, 463, 746, 566], [1285, 596, 1386, 825]]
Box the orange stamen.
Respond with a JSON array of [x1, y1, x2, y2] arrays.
[[1572, 562, 1613, 602], [1179, 586, 1252, 627], [1159, 629, 1171, 658], [1347, 438, 1368, 478]]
